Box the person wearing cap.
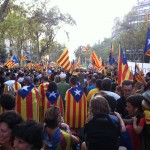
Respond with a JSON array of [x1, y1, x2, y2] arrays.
[[57, 73, 70, 106], [38, 75, 49, 122], [16, 76, 40, 122]]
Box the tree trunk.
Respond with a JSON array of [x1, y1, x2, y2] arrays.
[[36, 31, 40, 61], [0, 0, 10, 19]]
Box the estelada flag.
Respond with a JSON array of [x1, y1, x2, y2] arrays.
[[4, 55, 19, 68], [65, 86, 87, 128], [16, 85, 40, 122], [46, 91, 64, 117], [144, 28, 150, 56], [134, 64, 145, 82], [117, 46, 132, 85], [80, 46, 89, 51]]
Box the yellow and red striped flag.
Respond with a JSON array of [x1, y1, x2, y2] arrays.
[[4, 55, 19, 68], [20, 55, 28, 61], [57, 48, 71, 73], [65, 86, 87, 128], [117, 46, 132, 85], [90, 51, 103, 71], [134, 64, 145, 82], [16, 87, 40, 122]]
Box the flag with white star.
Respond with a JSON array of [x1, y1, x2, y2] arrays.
[[69, 86, 83, 102], [46, 91, 59, 104], [18, 85, 34, 99], [144, 28, 150, 56]]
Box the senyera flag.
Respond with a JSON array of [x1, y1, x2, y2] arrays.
[[57, 48, 72, 73]]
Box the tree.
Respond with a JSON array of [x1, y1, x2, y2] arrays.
[[112, 8, 148, 62], [26, 0, 76, 60]]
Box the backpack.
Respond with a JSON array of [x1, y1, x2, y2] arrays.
[[84, 113, 120, 150]]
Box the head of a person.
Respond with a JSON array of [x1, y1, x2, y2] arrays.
[[146, 72, 150, 82], [13, 120, 43, 150], [23, 76, 33, 86], [93, 73, 99, 80], [111, 82, 118, 92], [0, 94, 16, 113], [101, 78, 112, 91], [122, 80, 133, 99], [59, 73, 66, 81], [134, 82, 144, 91], [43, 75, 49, 82], [0, 112, 23, 146], [33, 78, 40, 86], [98, 91, 117, 112], [47, 81, 57, 92], [54, 75, 61, 83], [115, 85, 124, 97], [142, 90, 150, 110], [126, 95, 143, 116], [69, 77, 77, 87], [90, 77, 96, 85], [90, 95, 110, 116], [95, 79, 102, 90], [44, 106, 61, 129]]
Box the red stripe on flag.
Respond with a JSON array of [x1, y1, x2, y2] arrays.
[[73, 97, 76, 128], [78, 97, 82, 128], [26, 92, 33, 120], [57, 50, 68, 63], [67, 92, 71, 125]]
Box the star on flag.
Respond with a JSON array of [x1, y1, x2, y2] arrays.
[[74, 89, 81, 96], [49, 91, 57, 98]]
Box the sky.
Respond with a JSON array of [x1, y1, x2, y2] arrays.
[[51, 0, 138, 57], [17, 0, 138, 58]]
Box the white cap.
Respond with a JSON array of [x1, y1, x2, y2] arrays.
[[59, 73, 66, 79]]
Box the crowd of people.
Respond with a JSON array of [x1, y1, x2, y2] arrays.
[[0, 66, 150, 150]]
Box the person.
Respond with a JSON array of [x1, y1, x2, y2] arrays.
[[116, 80, 133, 118], [38, 75, 49, 121], [13, 120, 43, 150], [0, 94, 16, 113], [44, 81, 64, 117], [132, 82, 144, 95], [65, 77, 87, 129], [57, 73, 70, 104], [87, 79, 102, 102], [3, 73, 21, 96], [16, 76, 40, 122], [126, 95, 145, 150], [141, 90, 150, 150], [82, 94, 126, 150], [54, 75, 61, 83], [43, 106, 79, 150], [115, 85, 124, 97], [33, 78, 40, 89], [0, 112, 23, 150], [101, 78, 120, 100], [87, 77, 96, 92]]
